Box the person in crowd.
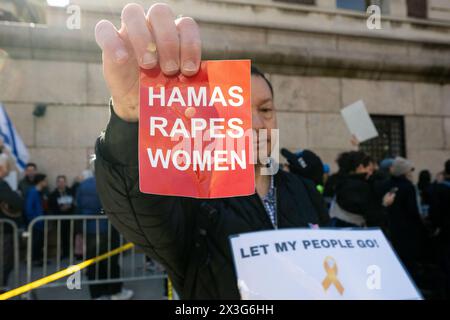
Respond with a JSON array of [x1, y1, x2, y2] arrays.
[[93, 2, 328, 299], [281, 148, 325, 187], [18, 162, 37, 197], [0, 138, 18, 177], [384, 157, 428, 269], [429, 160, 450, 295], [367, 158, 394, 231], [76, 170, 133, 300], [49, 175, 75, 259], [25, 173, 48, 265], [417, 170, 433, 216], [435, 171, 445, 184], [0, 158, 23, 291], [379, 158, 394, 178], [280, 147, 329, 224], [328, 151, 394, 228]]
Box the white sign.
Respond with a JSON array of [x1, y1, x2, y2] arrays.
[[341, 100, 378, 143], [230, 228, 422, 300]]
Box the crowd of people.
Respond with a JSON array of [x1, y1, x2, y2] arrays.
[[282, 147, 450, 299], [0, 146, 134, 299]]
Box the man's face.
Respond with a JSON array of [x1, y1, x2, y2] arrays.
[[366, 162, 376, 177], [40, 178, 48, 189], [356, 163, 374, 179], [25, 165, 36, 180], [251, 75, 277, 164], [56, 177, 66, 190]]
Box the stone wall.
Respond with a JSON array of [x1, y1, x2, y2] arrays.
[[0, 59, 110, 185], [274, 74, 450, 174]]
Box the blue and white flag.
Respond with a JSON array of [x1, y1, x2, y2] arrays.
[[0, 103, 29, 171]]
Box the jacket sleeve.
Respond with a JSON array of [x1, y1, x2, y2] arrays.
[[404, 184, 425, 227], [25, 192, 33, 222], [0, 181, 24, 221], [336, 180, 370, 216], [94, 103, 195, 289]]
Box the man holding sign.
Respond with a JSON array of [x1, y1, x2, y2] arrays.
[[94, 2, 328, 299]]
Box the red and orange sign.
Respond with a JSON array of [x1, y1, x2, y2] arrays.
[[139, 60, 254, 198]]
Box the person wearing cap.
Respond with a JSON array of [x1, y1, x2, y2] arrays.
[[384, 157, 428, 272], [281, 148, 330, 225]]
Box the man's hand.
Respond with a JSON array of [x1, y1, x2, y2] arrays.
[[382, 192, 396, 207], [94, 3, 201, 122], [350, 134, 360, 147]]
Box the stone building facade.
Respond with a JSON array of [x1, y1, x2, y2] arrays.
[[0, 0, 449, 187]]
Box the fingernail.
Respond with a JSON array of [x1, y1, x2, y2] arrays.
[[115, 48, 128, 62], [164, 60, 179, 73], [142, 52, 156, 66], [183, 60, 197, 72]]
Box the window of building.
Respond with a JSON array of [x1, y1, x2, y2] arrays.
[[359, 115, 406, 163], [407, 0, 427, 19], [337, 0, 369, 11], [273, 0, 315, 5], [0, 0, 46, 24], [336, 0, 389, 14]]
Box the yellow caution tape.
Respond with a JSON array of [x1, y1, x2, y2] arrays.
[[0, 242, 134, 300], [167, 278, 173, 300]]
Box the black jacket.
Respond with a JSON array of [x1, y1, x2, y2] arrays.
[[429, 178, 450, 240], [94, 106, 328, 299], [334, 173, 386, 227], [48, 188, 75, 215], [384, 176, 428, 264], [0, 179, 24, 232]]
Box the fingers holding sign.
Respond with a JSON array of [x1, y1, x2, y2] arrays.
[[94, 3, 202, 121], [122, 3, 158, 69], [175, 17, 202, 76]]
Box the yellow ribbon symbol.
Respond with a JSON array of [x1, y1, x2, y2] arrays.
[[321, 256, 344, 295]]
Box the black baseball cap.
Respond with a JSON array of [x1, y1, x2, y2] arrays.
[[281, 148, 324, 185]]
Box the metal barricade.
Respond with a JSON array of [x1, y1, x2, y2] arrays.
[[0, 218, 20, 292], [25, 215, 167, 298]]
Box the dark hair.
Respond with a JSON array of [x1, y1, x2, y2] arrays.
[[251, 65, 273, 97], [33, 173, 46, 185], [26, 162, 37, 169], [445, 159, 450, 175], [418, 170, 431, 191], [336, 151, 371, 174], [56, 175, 67, 181]]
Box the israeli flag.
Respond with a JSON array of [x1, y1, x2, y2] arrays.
[[0, 103, 29, 171]]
